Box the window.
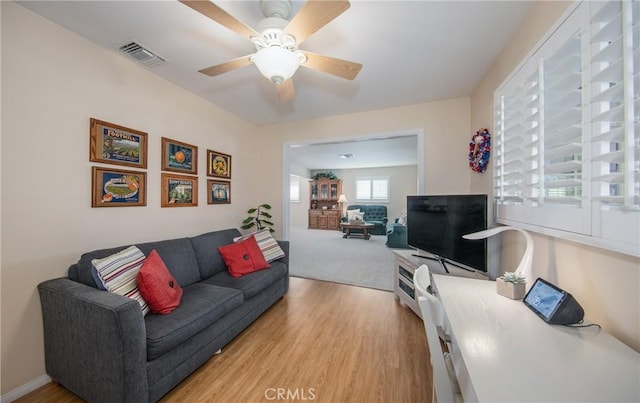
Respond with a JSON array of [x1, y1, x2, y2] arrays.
[[493, 0, 639, 256], [356, 177, 389, 201], [289, 175, 301, 203]]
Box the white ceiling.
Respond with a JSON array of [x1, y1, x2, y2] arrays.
[[289, 134, 418, 170], [16, 0, 532, 169]]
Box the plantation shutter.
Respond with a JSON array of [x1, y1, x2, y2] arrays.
[[356, 178, 389, 201], [533, 11, 590, 233], [356, 179, 371, 200], [588, 0, 640, 246], [493, 70, 527, 208], [495, 5, 589, 232], [493, 0, 639, 256], [371, 179, 389, 200]]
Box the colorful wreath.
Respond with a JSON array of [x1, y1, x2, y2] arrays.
[[468, 128, 491, 173]]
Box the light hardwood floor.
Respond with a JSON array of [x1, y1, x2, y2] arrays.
[[17, 277, 432, 402]]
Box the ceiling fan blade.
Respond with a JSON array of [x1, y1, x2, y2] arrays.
[[284, 0, 350, 44], [179, 0, 259, 41], [198, 55, 254, 77], [301, 51, 362, 80], [276, 79, 296, 101]]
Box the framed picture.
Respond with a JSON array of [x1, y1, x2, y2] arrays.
[[90, 118, 148, 169], [161, 137, 198, 175], [207, 149, 232, 179], [207, 180, 231, 204], [91, 166, 146, 207], [161, 173, 198, 207]]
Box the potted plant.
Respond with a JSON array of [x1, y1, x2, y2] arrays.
[[311, 171, 338, 180], [496, 271, 526, 300], [241, 204, 275, 233]]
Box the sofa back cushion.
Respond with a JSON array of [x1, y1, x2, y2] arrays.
[[364, 205, 387, 221], [73, 237, 201, 288], [189, 228, 242, 279], [347, 205, 387, 222]]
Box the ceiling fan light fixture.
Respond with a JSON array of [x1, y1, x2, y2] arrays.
[[252, 46, 299, 83]]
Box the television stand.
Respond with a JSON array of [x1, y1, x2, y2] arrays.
[[411, 254, 450, 273], [393, 250, 488, 318]]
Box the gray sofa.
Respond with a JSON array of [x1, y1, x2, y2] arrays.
[[37, 228, 289, 402]]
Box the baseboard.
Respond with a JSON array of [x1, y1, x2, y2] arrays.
[[0, 374, 51, 403]]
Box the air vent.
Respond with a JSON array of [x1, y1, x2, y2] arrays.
[[116, 40, 167, 67]]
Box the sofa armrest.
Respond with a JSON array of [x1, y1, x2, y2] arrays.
[[276, 240, 290, 293], [383, 217, 389, 225], [38, 278, 148, 403]]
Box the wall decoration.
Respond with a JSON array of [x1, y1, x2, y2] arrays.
[[161, 137, 198, 175], [90, 118, 148, 169], [161, 173, 198, 207], [91, 166, 146, 207], [207, 150, 232, 179], [207, 180, 231, 204], [468, 128, 491, 173]]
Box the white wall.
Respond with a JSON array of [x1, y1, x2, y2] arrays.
[[1, 2, 259, 394], [470, 0, 640, 351]]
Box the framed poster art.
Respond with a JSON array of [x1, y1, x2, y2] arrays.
[[90, 118, 148, 169], [161, 137, 198, 175], [161, 173, 198, 207], [91, 166, 146, 207], [207, 149, 231, 179], [207, 180, 231, 204]]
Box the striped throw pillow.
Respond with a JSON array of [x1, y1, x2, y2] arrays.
[[92, 245, 150, 315], [234, 228, 285, 263]]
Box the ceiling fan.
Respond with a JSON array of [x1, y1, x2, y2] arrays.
[[179, 0, 362, 101]]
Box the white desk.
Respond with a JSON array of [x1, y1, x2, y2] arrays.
[[432, 274, 640, 402]]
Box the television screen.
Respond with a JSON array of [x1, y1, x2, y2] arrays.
[[407, 194, 487, 272]]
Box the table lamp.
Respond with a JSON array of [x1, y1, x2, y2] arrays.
[[462, 226, 534, 281], [337, 194, 348, 217]]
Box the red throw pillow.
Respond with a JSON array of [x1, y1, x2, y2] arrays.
[[218, 235, 270, 278], [137, 249, 183, 315]]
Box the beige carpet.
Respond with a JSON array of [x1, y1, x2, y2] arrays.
[[288, 226, 398, 291]]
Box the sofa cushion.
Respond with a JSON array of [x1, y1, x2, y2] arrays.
[[202, 260, 287, 300], [137, 250, 183, 315], [189, 228, 242, 279], [234, 228, 286, 263], [136, 239, 201, 287], [76, 237, 201, 288], [144, 283, 243, 360], [346, 209, 362, 221], [91, 245, 150, 315], [348, 211, 364, 222], [218, 236, 270, 278]]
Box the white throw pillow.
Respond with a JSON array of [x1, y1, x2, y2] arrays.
[[92, 245, 150, 315], [233, 228, 286, 263], [346, 209, 362, 221]]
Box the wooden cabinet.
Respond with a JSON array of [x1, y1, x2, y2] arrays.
[[308, 179, 342, 230], [308, 209, 340, 230]]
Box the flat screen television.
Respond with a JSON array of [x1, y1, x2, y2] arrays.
[[407, 194, 488, 272]]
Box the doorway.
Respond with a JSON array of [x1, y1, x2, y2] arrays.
[[282, 129, 425, 240]]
